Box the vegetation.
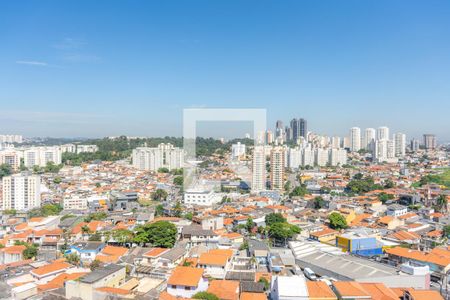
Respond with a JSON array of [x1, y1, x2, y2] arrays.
[[289, 185, 308, 197], [133, 221, 177, 248], [313, 196, 326, 209], [15, 241, 38, 259], [84, 211, 108, 222], [328, 212, 348, 230], [152, 189, 168, 201], [28, 203, 63, 218], [265, 213, 286, 226], [258, 277, 270, 290], [378, 192, 394, 204], [268, 222, 301, 241], [434, 195, 448, 213], [192, 292, 219, 300], [90, 259, 101, 271], [415, 169, 450, 189], [346, 175, 383, 194], [3, 209, 17, 215], [157, 167, 170, 173], [155, 204, 165, 216], [443, 225, 450, 237], [173, 176, 184, 186], [0, 164, 12, 178], [66, 253, 80, 266], [88, 232, 102, 241]]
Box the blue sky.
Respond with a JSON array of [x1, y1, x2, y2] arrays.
[[0, 1, 449, 140]]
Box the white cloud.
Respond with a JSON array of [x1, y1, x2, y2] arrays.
[[16, 60, 48, 66]]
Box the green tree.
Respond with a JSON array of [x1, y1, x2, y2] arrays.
[[0, 164, 12, 178], [173, 202, 183, 217], [84, 211, 107, 222], [155, 204, 164, 216], [246, 217, 254, 232], [265, 213, 286, 226], [192, 292, 219, 300], [173, 176, 184, 186], [157, 167, 170, 173], [313, 196, 325, 209], [328, 212, 348, 230], [90, 259, 101, 271], [133, 221, 177, 248], [152, 189, 168, 201], [112, 229, 134, 244], [443, 225, 450, 237], [268, 222, 301, 242], [435, 195, 448, 213], [81, 225, 91, 235], [66, 253, 80, 266], [53, 176, 62, 184], [290, 185, 308, 197], [184, 212, 193, 220], [258, 277, 270, 290], [88, 232, 102, 241]]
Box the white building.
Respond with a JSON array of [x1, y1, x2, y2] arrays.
[[349, 127, 361, 152], [374, 139, 397, 163], [270, 146, 285, 190], [287, 147, 302, 169], [231, 142, 246, 160], [302, 147, 315, 167], [377, 126, 390, 141], [329, 148, 348, 166], [23, 146, 62, 167], [0, 150, 20, 171], [76, 145, 99, 154], [1, 173, 41, 211], [271, 275, 308, 300], [394, 133, 406, 157], [60, 144, 76, 153], [132, 143, 184, 171], [0, 135, 23, 144], [364, 128, 376, 150], [63, 196, 88, 210], [252, 146, 266, 192], [314, 148, 329, 167], [184, 189, 220, 206], [331, 136, 341, 149]]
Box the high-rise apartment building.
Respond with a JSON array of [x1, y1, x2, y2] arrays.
[[270, 146, 285, 191], [23, 146, 62, 168], [423, 134, 437, 150], [252, 146, 266, 192], [410, 139, 420, 152], [132, 143, 184, 171], [0, 150, 20, 171], [374, 139, 396, 162], [349, 127, 361, 152], [1, 173, 41, 211], [231, 142, 246, 159], [331, 136, 341, 149], [0, 135, 23, 144], [377, 126, 390, 141], [364, 128, 376, 150], [394, 133, 406, 157]]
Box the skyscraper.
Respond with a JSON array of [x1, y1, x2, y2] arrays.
[[394, 133, 406, 157], [299, 118, 307, 138], [252, 145, 266, 192], [377, 126, 390, 141], [349, 127, 361, 152], [364, 128, 376, 150], [270, 146, 285, 191], [290, 118, 299, 142], [423, 134, 437, 150]]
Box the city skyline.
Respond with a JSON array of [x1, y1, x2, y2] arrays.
[[1, 1, 450, 140]]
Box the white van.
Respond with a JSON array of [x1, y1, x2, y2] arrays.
[[303, 267, 317, 281]]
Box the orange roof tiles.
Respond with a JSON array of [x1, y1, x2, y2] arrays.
[[240, 292, 267, 300], [101, 245, 128, 257], [333, 282, 370, 298], [167, 266, 204, 287], [207, 280, 239, 300], [386, 247, 450, 267], [359, 283, 398, 300], [96, 287, 130, 295], [306, 281, 337, 299], [1, 245, 26, 254], [310, 228, 338, 238], [143, 247, 169, 258], [405, 289, 444, 300], [31, 261, 71, 277]]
